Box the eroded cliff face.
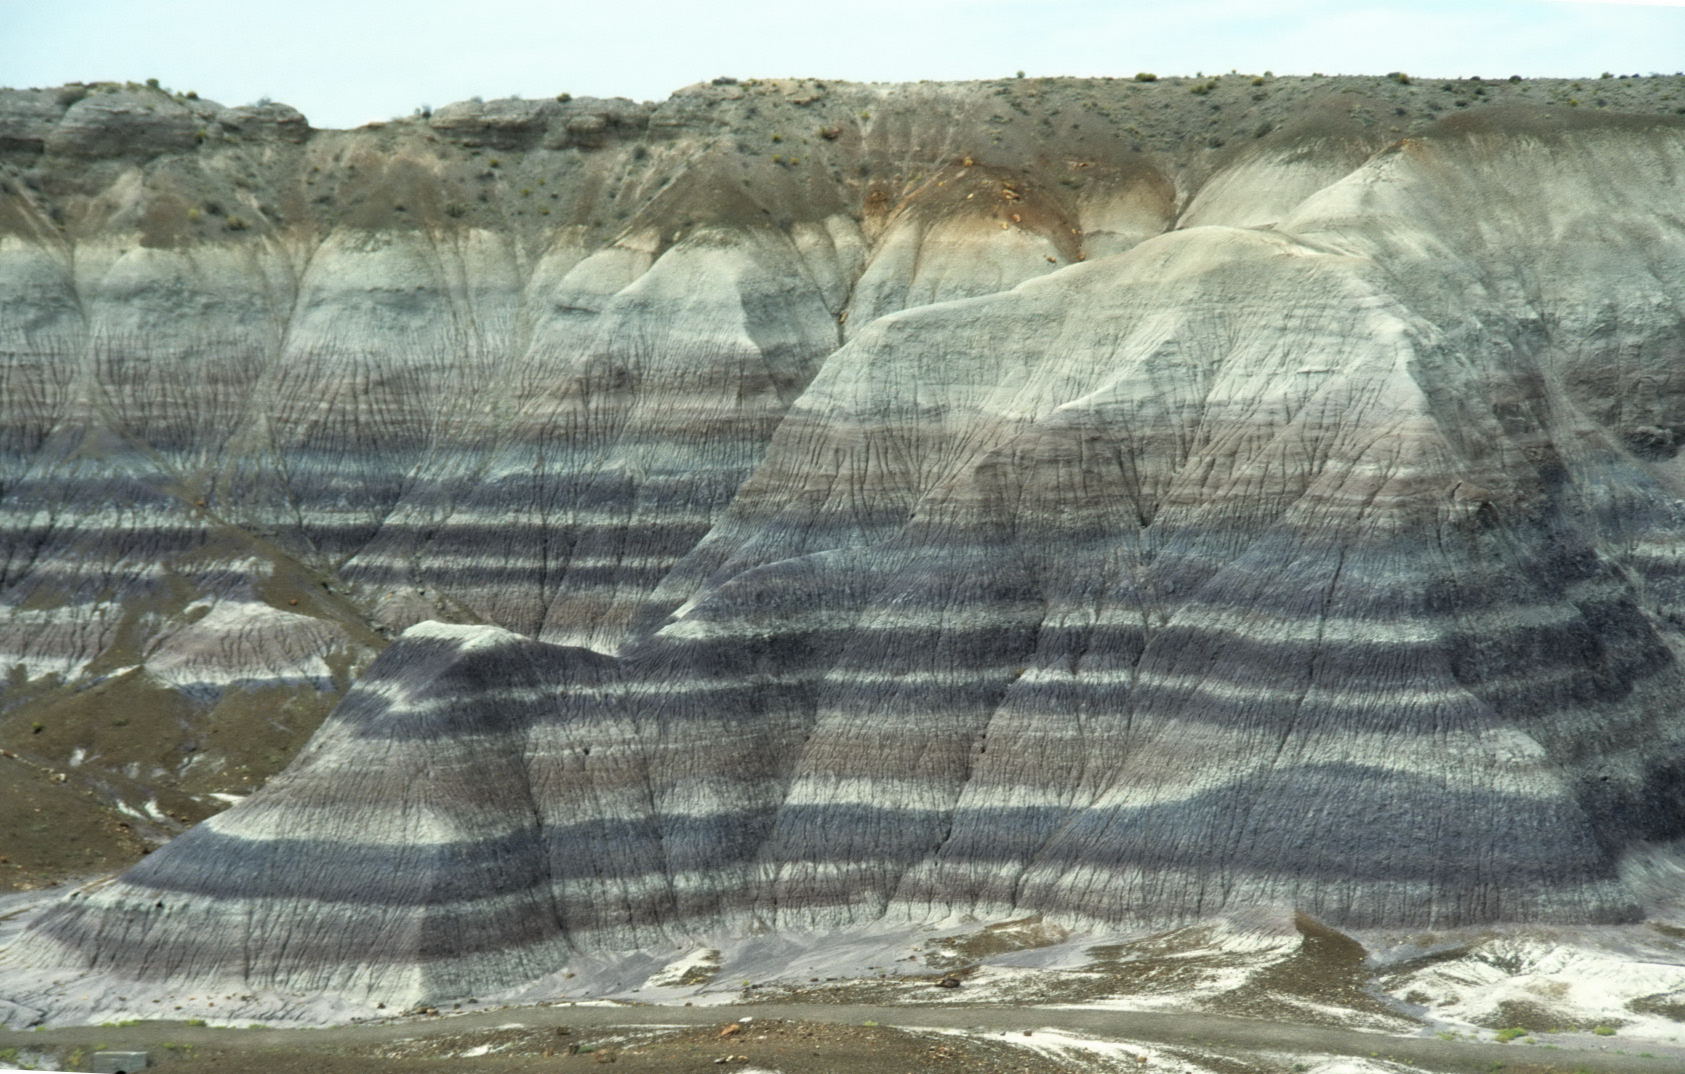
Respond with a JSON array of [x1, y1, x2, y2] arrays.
[[4, 73, 1685, 1006]]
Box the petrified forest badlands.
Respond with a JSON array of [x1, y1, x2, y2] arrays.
[[3, 70, 1685, 1017]]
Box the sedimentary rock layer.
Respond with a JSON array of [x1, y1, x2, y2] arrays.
[[5, 74, 1685, 1004]]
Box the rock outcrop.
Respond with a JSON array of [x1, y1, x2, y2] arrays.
[[4, 73, 1685, 1007]]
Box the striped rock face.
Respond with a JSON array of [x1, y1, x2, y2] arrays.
[[5, 77, 1685, 1006]]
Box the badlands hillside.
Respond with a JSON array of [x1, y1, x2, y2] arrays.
[[3, 71, 1685, 1014]]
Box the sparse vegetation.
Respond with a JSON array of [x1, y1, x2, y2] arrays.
[[1592, 1024, 1617, 1036], [1134, 72, 1157, 82]]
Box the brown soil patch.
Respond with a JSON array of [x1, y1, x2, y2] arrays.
[[1473, 998, 1618, 1034], [0, 749, 151, 889], [924, 915, 1070, 969], [1628, 994, 1685, 1022], [1198, 914, 1414, 1031]]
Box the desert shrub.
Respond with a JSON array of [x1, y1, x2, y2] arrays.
[[1134, 72, 1157, 82]]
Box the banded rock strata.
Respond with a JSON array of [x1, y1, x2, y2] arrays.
[[5, 74, 1685, 1006]]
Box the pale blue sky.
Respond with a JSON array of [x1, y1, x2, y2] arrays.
[[3, 0, 1682, 129]]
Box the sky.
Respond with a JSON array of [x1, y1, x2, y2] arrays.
[[3, 0, 1683, 129]]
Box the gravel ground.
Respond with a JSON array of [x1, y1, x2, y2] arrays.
[[7, 1001, 1684, 1074]]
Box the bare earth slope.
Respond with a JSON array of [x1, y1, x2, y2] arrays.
[[5, 73, 1685, 1013]]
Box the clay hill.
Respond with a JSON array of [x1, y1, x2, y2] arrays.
[[4, 71, 1685, 1010]]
